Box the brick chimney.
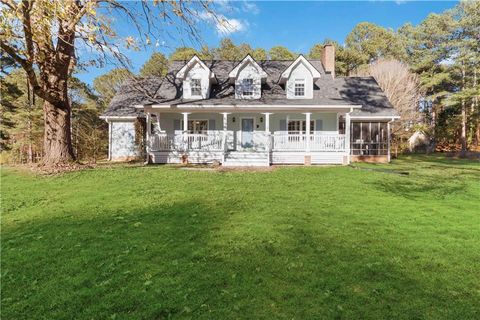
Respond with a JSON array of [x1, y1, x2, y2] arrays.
[[321, 44, 335, 78]]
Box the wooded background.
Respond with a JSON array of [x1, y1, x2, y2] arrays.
[[1, 1, 478, 164]]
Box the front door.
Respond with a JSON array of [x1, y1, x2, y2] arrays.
[[241, 118, 254, 148]]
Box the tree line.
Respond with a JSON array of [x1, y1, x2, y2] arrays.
[[1, 1, 478, 164]]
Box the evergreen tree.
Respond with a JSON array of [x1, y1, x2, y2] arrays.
[[93, 69, 132, 108], [346, 22, 406, 70], [69, 77, 107, 162], [140, 53, 169, 77], [252, 48, 268, 60], [215, 38, 242, 60], [0, 69, 43, 162], [169, 47, 199, 61], [199, 46, 214, 60], [268, 46, 296, 60]]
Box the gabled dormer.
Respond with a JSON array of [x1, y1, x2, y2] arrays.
[[280, 55, 321, 99], [176, 55, 216, 100], [229, 55, 267, 99]]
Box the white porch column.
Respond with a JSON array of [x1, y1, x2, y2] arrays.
[[146, 112, 151, 153], [262, 113, 273, 158], [182, 112, 190, 151], [156, 112, 162, 132], [221, 113, 230, 163], [263, 113, 272, 133], [345, 111, 351, 164], [107, 120, 112, 161], [222, 112, 229, 131], [304, 112, 311, 153]]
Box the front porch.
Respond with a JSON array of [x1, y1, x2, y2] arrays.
[[145, 111, 351, 166]]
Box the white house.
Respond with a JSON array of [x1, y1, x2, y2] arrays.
[[101, 45, 399, 166]]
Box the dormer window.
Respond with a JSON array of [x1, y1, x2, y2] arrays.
[[229, 55, 267, 99], [176, 55, 216, 100], [294, 79, 305, 97], [242, 78, 254, 96], [191, 79, 202, 96], [280, 55, 321, 99]]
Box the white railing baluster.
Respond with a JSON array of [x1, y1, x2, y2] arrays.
[[149, 132, 224, 152], [272, 133, 346, 152], [149, 132, 346, 153]]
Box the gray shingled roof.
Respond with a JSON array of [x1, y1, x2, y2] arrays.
[[102, 59, 396, 118]]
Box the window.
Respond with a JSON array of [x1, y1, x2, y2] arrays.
[[242, 78, 254, 96], [287, 120, 314, 134], [186, 120, 208, 134], [190, 79, 202, 96], [294, 79, 305, 97]]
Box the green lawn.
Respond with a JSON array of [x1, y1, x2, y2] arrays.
[[1, 155, 479, 319]]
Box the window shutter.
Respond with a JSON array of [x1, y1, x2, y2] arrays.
[[315, 119, 323, 131], [174, 119, 181, 131], [209, 119, 216, 131], [279, 119, 287, 131]]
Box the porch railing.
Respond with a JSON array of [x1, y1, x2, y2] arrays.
[[272, 133, 346, 152], [149, 134, 179, 151], [149, 132, 346, 152], [272, 133, 306, 151], [149, 133, 223, 151], [186, 133, 223, 151], [311, 134, 346, 151]]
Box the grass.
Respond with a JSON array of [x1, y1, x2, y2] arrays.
[[1, 155, 479, 319]]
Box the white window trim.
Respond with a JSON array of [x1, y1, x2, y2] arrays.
[[287, 119, 314, 134], [190, 78, 202, 97], [241, 78, 254, 97], [294, 79, 306, 97]]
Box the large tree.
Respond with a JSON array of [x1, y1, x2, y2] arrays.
[[69, 76, 107, 162], [93, 68, 132, 108], [252, 48, 267, 61], [139, 52, 168, 78], [308, 40, 363, 76], [354, 59, 424, 136], [170, 47, 199, 61], [446, 1, 480, 151], [346, 22, 406, 71], [0, 69, 43, 162], [399, 13, 456, 148], [268, 46, 296, 60], [215, 38, 242, 60], [0, 0, 216, 165]]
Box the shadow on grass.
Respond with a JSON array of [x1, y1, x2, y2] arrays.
[[4, 197, 477, 320]]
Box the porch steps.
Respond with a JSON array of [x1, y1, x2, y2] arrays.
[[223, 151, 270, 167]]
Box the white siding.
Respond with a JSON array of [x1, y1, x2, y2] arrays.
[[150, 151, 222, 164], [183, 63, 211, 99], [271, 152, 345, 165], [235, 64, 262, 99], [110, 121, 138, 160], [151, 112, 337, 134], [154, 113, 223, 134], [286, 62, 314, 99], [270, 113, 338, 133]]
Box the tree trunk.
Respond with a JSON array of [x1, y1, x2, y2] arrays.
[[460, 63, 467, 154], [461, 101, 467, 152], [474, 67, 478, 148], [42, 98, 76, 165], [27, 119, 33, 163]]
